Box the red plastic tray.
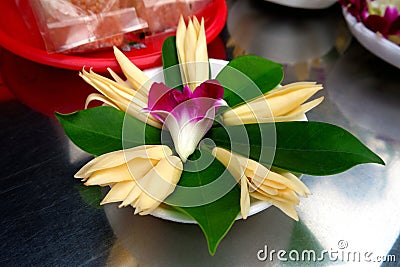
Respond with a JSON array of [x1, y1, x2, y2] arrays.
[[0, 37, 226, 116], [0, 0, 227, 72]]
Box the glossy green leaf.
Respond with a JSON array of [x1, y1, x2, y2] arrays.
[[162, 36, 183, 90], [55, 106, 161, 156], [166, 150, 240, 255], [215, 55, 284, 107], [77, 185, 102, 209], [209, 121, 385, 176]]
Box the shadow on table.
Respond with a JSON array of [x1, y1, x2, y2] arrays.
[[103, 198, 329, 266]]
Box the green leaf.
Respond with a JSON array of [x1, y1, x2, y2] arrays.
[[283, 222, 327, 266], [55, 106, 161, 156], [162, 36, 183, 90], [165, 150, 240, 255], [216, 55, 283, 107], [77, 185, 103, 209], [209, 121, 385, 176]]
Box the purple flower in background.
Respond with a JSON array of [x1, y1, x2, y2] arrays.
[[341, 0, 400, 45], [340, 0, 368, 20], [145, 79, 226, 162]]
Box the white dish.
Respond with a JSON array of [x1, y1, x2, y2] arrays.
[[264, 0, 337, 9], [342, 7, 400, 69], [151, 200, 272, 224]]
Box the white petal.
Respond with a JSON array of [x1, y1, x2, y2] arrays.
[[164, 101, 224, 162], [174, 117, 213, 162]]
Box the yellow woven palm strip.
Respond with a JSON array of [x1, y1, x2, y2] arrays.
[[194, 17, 209, 88], [211, 147, 250, 219], [251, 170, 307, 197], [233, 85, 323, 117], [192, 16, 201, 35], [222, 97, 324, 125], [86, 69, 148, 105], [260, 82, 319, 98], [236, 157, 297, 193], [120, 185, 142, 208], [279, 171, 311, 196], [113, 47, 151, 95], [84, 164, 133, 185], [75, 146, 168, 178], [251, 191, 299, 221], [107, 67, 129, 86], [81, 74, 132, 112], [247, 180, 279, 196], [81, 70, 161, 127], [101, 181, 136, 205], [184, 18, 198, 91], [246, 177, 299, 205], [80, 69, 131, 106], [176, 16, 188, 86], [85, 93, 118, 110], [134, 156, 183, 215]]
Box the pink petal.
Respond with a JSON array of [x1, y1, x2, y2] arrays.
[[384, 6, 399, 25], [147, 82, 179, 113], [364, 15, 389, 34], [361, 9, 369, 22], [145, 79, 226, 161], [192, 79, 224, 100], [342, 0, 368, 21], [389, 17, 400, 34], [146, 80, 225, 123]]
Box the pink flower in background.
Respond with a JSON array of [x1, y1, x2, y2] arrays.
[[341, 0, 400, 44], [340, 0, 368, 20]]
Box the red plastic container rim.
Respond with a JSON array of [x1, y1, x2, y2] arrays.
[[0, 0, 227, 71]]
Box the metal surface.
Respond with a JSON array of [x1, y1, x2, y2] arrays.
[[1, 0, 399, 266]]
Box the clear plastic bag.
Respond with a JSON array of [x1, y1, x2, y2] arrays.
[[30, 0, 148, 53], [134, 0, 212, 33]]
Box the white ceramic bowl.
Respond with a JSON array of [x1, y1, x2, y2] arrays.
[[342, 7, 400, 69], [264, 0, 337, 9]]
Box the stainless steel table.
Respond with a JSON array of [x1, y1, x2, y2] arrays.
[[1, 1, 399, 266]]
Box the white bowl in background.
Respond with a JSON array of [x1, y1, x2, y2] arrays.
[[342, 7, 400, 69], [264, 0, 337, 9]]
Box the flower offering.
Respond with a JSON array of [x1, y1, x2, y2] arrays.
[[56, 16, 384, 255]]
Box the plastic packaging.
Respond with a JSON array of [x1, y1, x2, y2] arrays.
[[30, 0, 148, 53], [134, 0, 212, 33]]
